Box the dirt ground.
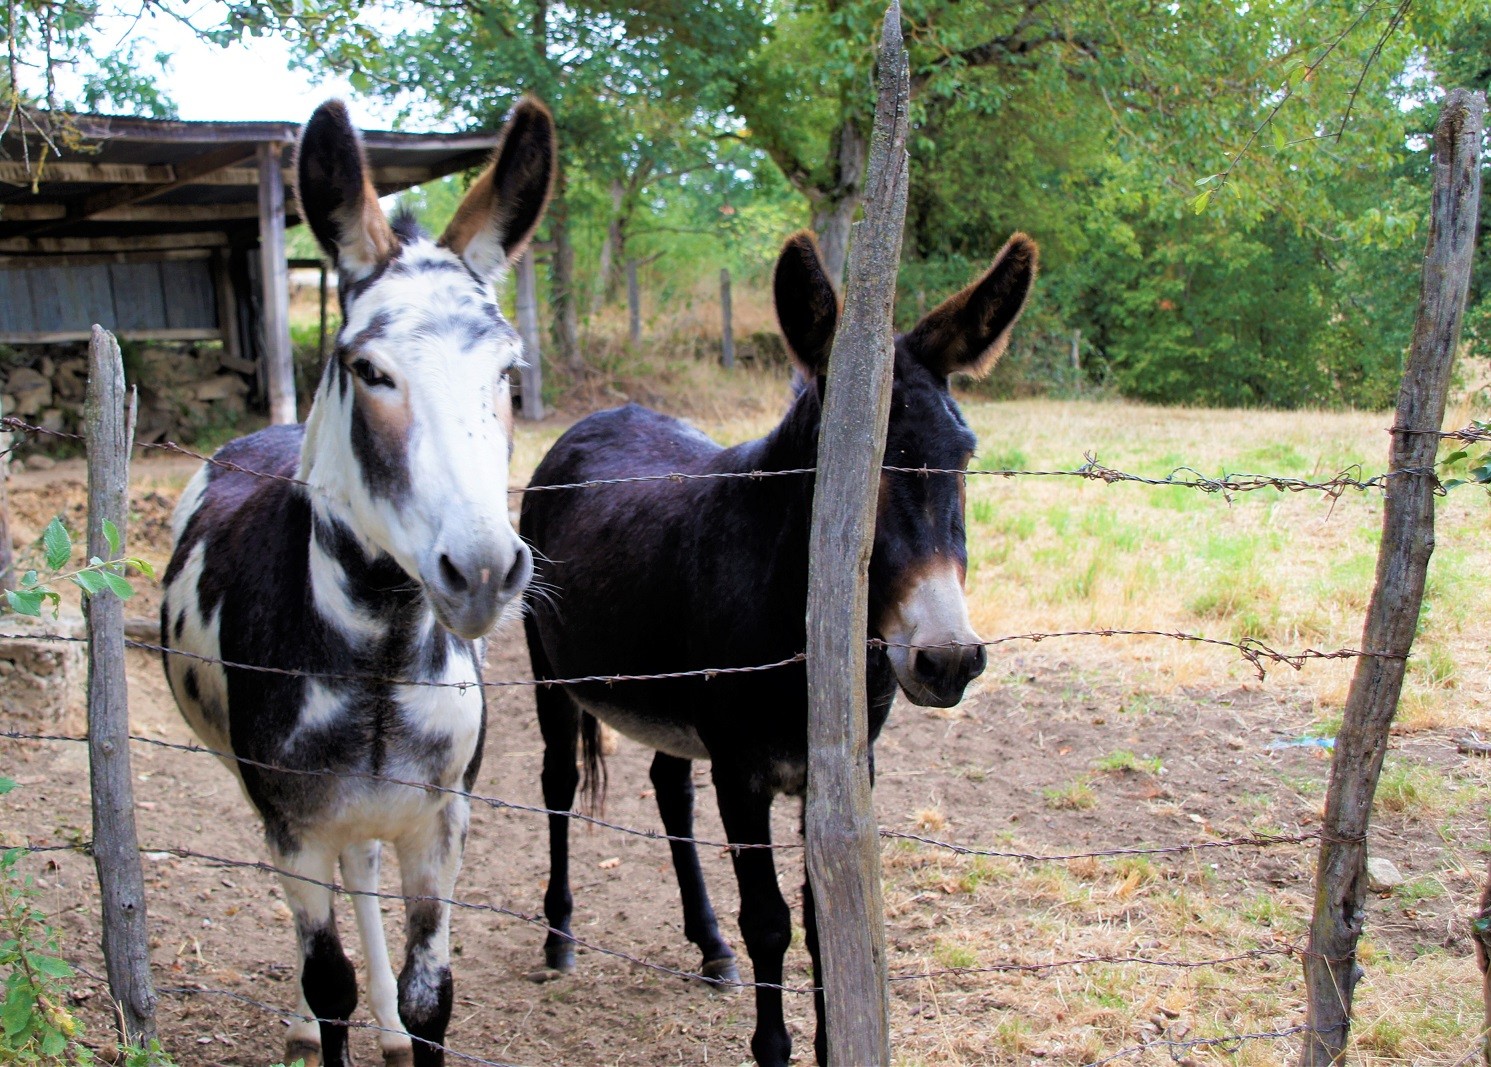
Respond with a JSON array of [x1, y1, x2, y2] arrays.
[[3, 449, 1488, 1066]]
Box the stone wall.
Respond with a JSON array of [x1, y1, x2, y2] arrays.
[[0, 340, 259, 451]]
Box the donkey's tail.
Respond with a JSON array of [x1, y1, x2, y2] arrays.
[[578, 711, 609, 817]]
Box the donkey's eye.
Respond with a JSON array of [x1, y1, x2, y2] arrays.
[[349, 358, 394, 389]]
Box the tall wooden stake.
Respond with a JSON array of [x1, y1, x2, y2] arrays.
[[258, 142, 296, 425], [1300, 88, 1484, 1066], [720, 267, 735, 369], [515, 249, 545, 420], [804, 5, 908, 1064], [86, 325, 158, 1047]]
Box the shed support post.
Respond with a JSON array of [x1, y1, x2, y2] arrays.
[[720, 267, 735, 369], [515, 249, 545, 420], [257, 142, 295, 425]]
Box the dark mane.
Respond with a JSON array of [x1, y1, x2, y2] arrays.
[[391, 204, 427, 244]]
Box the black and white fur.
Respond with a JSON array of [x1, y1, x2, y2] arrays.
[[159, 97, 555, 1067]]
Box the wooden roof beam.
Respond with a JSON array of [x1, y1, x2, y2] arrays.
[[13, 143, 261, 238]]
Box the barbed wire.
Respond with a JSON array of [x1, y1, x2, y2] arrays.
[[0, 619, 1400, 701], [67, 962, 524, 1067], [880, 828, 1320, 862], [1395, 422, 1491, 444], [1, 730, 1330, 865], [16, 841, 1327, 999], [1080, 1024, 1324, 1066], [0, 415, 1445, 500]]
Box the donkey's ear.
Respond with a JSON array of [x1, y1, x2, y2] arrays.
[[439, 96, 557, 281], [773, 231, 839, 377], [905, 233, 1038, 378], [296, 99, 398, 280]]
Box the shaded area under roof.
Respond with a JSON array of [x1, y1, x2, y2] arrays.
[[0, 110, 496, 256]]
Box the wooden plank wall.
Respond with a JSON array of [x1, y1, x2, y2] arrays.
[[0, 257, 218, 338]]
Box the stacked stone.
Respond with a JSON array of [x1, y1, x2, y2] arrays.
[[0, 341, 257, 451]]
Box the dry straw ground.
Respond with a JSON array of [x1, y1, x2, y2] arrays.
[[4, 356, 1491, 1065]]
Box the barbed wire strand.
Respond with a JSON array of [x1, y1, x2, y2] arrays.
[[67, 962, 524, 1067], [1, 732, 1325, 863], [0, 622, 1402, 697], [17, 843, 1325, 998], [1080, 1025, 1324, 1066], [0, 415, 1446, 501]]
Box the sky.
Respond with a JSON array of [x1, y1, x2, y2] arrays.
[[87, 4, 408, 129]]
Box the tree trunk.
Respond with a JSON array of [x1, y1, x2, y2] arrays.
[[547, 174, 583, 373], [626, 259, 641, 347], [810, 117, 868, 290], [592, 178, 624, 314]]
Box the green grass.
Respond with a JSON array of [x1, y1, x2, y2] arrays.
[[1374, 761, 1451, 815], [1093, 749, 1162, 774], [1043, 777, 1097, 811]]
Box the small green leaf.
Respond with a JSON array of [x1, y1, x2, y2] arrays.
[[104, 517, 121, 557], [29, 953, 73, 979], [72, 570, 108, 596], [1441, 450, 1469, 466], [99, 570, 135, 599], [0, 777, 14, 796], [1443, 478, 1465, 490], [43, 517, 71, 572], [40, 1028, 66, 1057], [1190, 189, 1213, 214], [125, 557, 156, 579], [1195, 173, 1219, 187], [19, 570, 39, 589], [1271, 122, 1287, 150], [5, 589, 45, 616]]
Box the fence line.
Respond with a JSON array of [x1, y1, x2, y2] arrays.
[[10, 841, 1321, 991], [0, 414, 1455, 501], [1, 730, 1328, 865], [0, 623, 1405, 703]]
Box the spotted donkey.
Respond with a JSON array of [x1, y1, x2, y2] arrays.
[[159, 98, 554, 1067]]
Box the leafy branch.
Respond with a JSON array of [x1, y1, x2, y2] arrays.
[[2, 518, 154, 618], [1439, 423, 1491, 494]]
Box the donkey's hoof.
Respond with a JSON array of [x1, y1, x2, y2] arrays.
[[542, 943, 576, 974], [525, 965, 570, 984], [286, 1039, 323, 1067], [696, 956, 741, 992], [381, 1045, 415, 1067]]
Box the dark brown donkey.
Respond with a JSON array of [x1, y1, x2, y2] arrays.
[[520, 230, 1036, 1066]]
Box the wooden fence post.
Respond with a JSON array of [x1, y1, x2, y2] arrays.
[[804, 5, 908, 1064], [0, 418, 12, 590], [1300, 88, 1484, 1066], [626, 259, 641, 347], [720, 267, 735, 369], [85, 325, 158, 1046], [515, 249, 546, 421]]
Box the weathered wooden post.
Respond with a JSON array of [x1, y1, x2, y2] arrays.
[[515, 249, 546, 420], [1300, 88, 1484, 1066], [720, 267, 735, 369], [0, 418, 12, 590], [257, 142, 296, 425], [85, 325, 158, 1046], [626, 259, 641, 347], [804, 4, 908, 1064]]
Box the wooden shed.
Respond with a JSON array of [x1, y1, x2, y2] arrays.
[[0, 112, 498, 423]]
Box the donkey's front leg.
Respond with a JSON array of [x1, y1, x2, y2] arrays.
[[342, 840, 414, 1066], [713, 767, 792, 1067], [395, 799, 468, 1067], [650, 751, 738, 986], [274, 842, 358, 1067]]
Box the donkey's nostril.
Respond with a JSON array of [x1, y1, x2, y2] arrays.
[[501, 543, 534, 597], [439, 554, 469, 594]]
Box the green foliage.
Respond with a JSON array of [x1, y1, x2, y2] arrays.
[[3, 518, 153, 618]]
